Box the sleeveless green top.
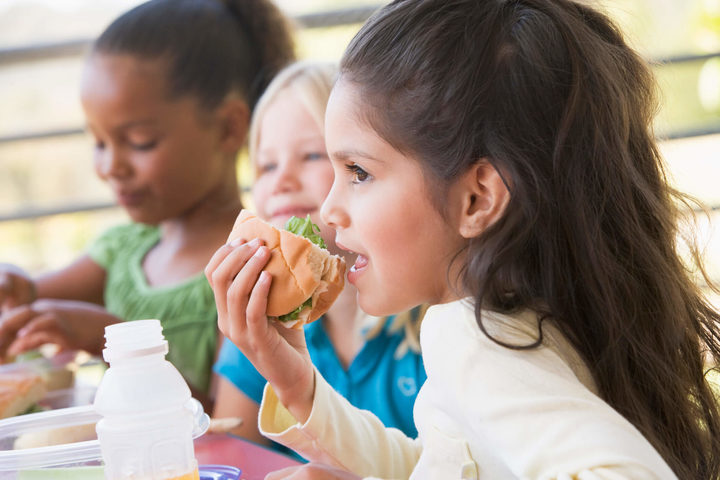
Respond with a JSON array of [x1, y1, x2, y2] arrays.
[[88, 223, 217, 394]]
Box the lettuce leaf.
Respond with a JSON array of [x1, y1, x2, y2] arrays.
[[277, 215, 326, 323], [284, 215, 327, 249], [277, 297, 313, 323]]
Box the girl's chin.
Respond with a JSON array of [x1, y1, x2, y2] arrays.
[[126, 211, 158, 225], [356, 294, 400, 318]]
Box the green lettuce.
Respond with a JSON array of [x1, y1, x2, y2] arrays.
[[283, 214, 327, 249], [277, 215, 326, 323], [278, 297, 313, 323]]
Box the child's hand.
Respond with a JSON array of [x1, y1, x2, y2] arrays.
[[0, 299, 119, 358], [265, 463, 363, 480], [205, 239, 316, 423], [0, 264, 36, 312]]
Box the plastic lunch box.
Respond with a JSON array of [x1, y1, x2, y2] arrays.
[[0, 399, 225, 479]]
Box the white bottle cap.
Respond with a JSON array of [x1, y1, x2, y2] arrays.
[[102, 319, 169, 363]]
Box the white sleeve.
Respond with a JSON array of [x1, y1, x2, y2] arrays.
[[258, 368, 422, 479]]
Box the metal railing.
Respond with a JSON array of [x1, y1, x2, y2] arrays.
[[0, 6, 381, 66], [0, 5, 382, 223], [0, 4, 718, 223]]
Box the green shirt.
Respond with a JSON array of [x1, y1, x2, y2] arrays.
[[88, 223, 217, 394]]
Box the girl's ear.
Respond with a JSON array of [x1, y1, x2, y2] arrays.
[[217, 98, 250, 153], [457, 159, 510, 238]]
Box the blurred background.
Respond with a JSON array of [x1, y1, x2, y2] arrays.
[[0, 0, 718, 306]]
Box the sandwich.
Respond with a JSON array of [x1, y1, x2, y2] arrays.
[[0, 370, 46, 419], [14, 423, 98, 449], [227, 210, 345, 328]]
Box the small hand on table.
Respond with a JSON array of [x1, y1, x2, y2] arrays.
[[0, 299, 119, 359]]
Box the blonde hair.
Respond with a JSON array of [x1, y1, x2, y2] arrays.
[[364, 304, 428, 358], [248, 60, 338, 170]]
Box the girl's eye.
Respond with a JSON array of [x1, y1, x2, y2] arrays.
[[304, 152, 327, 161], [345, 163, 371, 184], [130, 140, 157, 151], [257, 162, 277, 175]]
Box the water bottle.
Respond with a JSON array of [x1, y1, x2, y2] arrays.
[[94, 319, 199, 480]]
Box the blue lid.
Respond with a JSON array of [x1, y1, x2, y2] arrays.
[[199, 464, 242, 480]]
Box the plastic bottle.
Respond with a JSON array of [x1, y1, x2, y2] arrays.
[[94, 319, 199, 480]]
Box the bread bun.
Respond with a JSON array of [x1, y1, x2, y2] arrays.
[[14, 423, 97, 449], [227, 210, 345, 328], [0, 371, 46, 419]]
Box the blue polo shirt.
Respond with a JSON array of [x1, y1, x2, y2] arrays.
[[214, 315, 426, 439]]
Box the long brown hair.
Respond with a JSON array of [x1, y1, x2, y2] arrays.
[[340, 0, 720, 477]]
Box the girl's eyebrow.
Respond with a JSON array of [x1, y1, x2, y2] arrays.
[[117, 119, 156, 130], [331, 149, 382, 163]]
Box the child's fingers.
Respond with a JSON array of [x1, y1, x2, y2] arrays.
[[15, 312, 59, 339], [7, 325, 67, 357], [223, 246, 270, 340], [6, 312, 62, 356], [208, 240, 264, 334], [0, 306, 35, 353], [207, 239, 264, 290], [204, 237, 254, 285], [204, 243, 238, 287], [245, 270, 272, 336]]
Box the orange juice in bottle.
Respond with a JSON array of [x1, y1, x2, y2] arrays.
[[165, 467, 200, 480]]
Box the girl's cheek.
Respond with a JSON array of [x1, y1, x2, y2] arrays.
[[251, 182, 269, 210]]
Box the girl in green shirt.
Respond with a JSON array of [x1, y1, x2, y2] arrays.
[[0, 0, 295, 409]]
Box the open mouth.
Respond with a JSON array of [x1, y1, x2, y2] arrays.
[[116, 190, 144, 207], [350, 254, 368, 273]]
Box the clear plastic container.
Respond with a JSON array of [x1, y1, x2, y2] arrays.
[[0, 404, 104, 479], [0, 351, 81, 421], [0, 399, 208, 478], [0, 320, 210, 480], [0, 465, 238, 480], [37, 385, 98, 411], [0, 350, 79, 392]]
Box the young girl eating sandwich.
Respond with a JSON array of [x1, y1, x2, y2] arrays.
[[212, 61, 426, 449], [205, 0, 720, 478]]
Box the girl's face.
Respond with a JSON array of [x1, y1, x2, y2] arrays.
[[80, 53, 233, 225], [252, 87, 339, 252], [321, 80, 467, 316]]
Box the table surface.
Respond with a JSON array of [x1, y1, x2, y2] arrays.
[[195, 433, 302, 480]]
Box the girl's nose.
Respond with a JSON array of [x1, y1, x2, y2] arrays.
[[95, 147, 130, 180], [320, 182, 349, 230], [271, 158, 302, 193]]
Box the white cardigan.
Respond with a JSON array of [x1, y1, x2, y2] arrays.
[[259, 299, 677, 479]]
